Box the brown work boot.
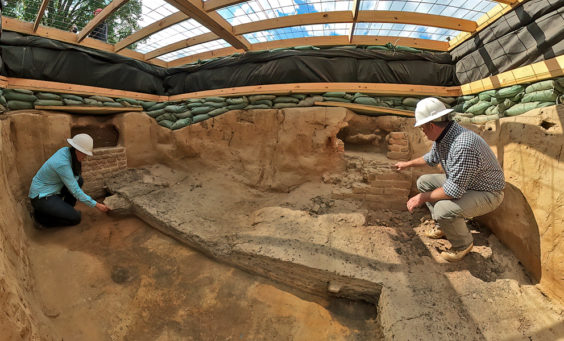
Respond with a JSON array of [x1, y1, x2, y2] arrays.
[[440, 242, 473, 262], [424, 226, 445, 239]]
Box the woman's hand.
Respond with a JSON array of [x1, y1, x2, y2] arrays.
[[95, 202, 110, 212]]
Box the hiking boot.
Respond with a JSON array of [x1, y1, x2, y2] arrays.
[[425, 227, 445, 239], [440, 243, 473, 262]]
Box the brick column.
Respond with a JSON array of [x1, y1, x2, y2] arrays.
[[386, 132, 410, 161], [81, 146, 127, 198]]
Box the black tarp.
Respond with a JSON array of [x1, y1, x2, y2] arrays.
[[452, 0, 564, 84], [0, 31, 167, 94]]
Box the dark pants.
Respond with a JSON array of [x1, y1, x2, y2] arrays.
[[31, 177, 83, 228]]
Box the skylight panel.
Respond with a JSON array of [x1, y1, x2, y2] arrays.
[[243, 23, 352, 43], [218, 0, 353, 26], [160, 40, 231, 62], [360, 0, 499, 20], [138, 0, 179, 28], [133, 19, 210, 54], [354, 23, 460, 41]]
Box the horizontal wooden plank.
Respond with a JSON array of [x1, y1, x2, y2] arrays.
[[357, 11, 477, 32], [145, 32, 219, 60], [35, 105, 144, 115], [6, 77, 164, 102], [315, 101, 415, 117], [168, 82, 461, 101], [233, 11, 353, 35], [352, 36, 449, 51], [167, 46, 241, 67]]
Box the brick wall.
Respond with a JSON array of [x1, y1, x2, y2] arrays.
[[386, 132, 411, 161], [82, 146, 127, 198]]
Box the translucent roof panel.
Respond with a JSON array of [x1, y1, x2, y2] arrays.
[[360, 0, 499, 21], [138, 0, 180, 28], [218, 0, 354, 26], [354, 23, 460, 41], [133, 19, 211, 54], [159, 40, 231, 62], [244, 23, 352, 44]]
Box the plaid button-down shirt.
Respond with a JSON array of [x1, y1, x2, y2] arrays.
[[423, 121, 505, 199]]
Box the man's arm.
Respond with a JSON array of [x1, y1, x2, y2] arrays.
[[406, 187, 453, 213], [395, 156, 427, 171]]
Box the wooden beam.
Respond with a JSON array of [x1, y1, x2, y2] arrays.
[[352, 36, 449, 51], [167, 46, 241, 67], [349, 0, 361, 43], [145, 32, 219, 60], [115, 11, 189, 52], [491, 0, 517, 4], [3, 17, 168, 67], [168, 82, 461, 101], [203, 0, 247, 12], [357, 11, 477, 32], [35, 105, 144, 114], [165, 0, 249, 50], [315, 101, 415, 117], [77, 0, 130, 43], [6, 77, 164, 102], [460, 55, 564, 95], [33, 0, 51, 32], [233, 11, 353, 35]]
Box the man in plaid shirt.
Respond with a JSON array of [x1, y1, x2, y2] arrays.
[[396, 98, 505, 262]]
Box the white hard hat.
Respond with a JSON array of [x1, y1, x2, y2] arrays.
[[67, 133, 93, 156], [414, 97, 454, 127]]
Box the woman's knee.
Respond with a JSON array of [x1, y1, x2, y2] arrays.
[[67, 210, 82, 225]]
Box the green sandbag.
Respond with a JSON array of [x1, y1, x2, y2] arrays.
[[202, 101, 226, 108], [290, 94, 306, 100], [84, 98, 102, 106], [204, 96, 225, 103], [323, 96, 350, 103], [451, 103, 464, 112], [471, 114, 500, 124], [36, 92, 61, 100], [185, 98, 203, 103], [171, 118, 192, 130], [298, 97, 316, 107], [505, 102, 545, 116], [141, 101, 157, 110], [525, 80, 563, 93], [227, 103, 247, 110], [191, 106, 213, 115], [208, 107, 229, 116], [12, 89, 34, 95], [34, 100, 64, 106], [249, 95, 276, 102], [378, 96, 403, 106], [165, 105, 187, 113], [252, 99, 273, 106], [478, 90, 497, 101], [156, 113, 176, 122], [7, 100, 34, 109], [103, 102, 124, 107], [394, 45, 421, 53], [293, 45, 319, 50], [511, 92, 524, 103], [0, 96, 6, 106], [61, 94, 84, 102], [273, 102, 298, 109], [466, 101, 491, 115], [187, 102, 206, 109], [437, 97, 456, 105], [367, 45, 389, 50], [462, 96, 480, 111], [556, 77, 564, 87], [174, 110, 192, 119], [485, 105, 502, 116], [343, 94, 354, 100], [521, 89, 559, 103], [158, 120, 174, 129], [226, 97, 248, 105], [273, 96, 299, 104], [117, 98, 141, 106], [402, 97, 420, 107], [244, 104, 271, 109], [488, 98, 513, 114], [322, 92, 346, 98], [192, 114, 210, 123], [4, 91, 37, 102], [352, 92, 370, 99], [147, 109, 166, 118], [461, 95, 475, 101], [497, 85, 524, 98], [148, 102, 167, 111], [90, 95, 115, 102], [354, 97, 379, 106], [63, 99, 83, 106]]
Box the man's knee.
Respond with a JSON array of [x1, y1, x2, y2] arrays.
[[417, 174, 435, 192], [433, 200, 462, 221]]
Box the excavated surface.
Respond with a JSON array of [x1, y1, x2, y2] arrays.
[[105, 159, 564, 341]]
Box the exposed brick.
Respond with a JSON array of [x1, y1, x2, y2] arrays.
[[366, 172, 411, 182], [352, 184, 385, 195], [388, 138, 408, 146], [389, 132, 407, 139], [387, 151, 410, 161], [388, 145, 409, 153], [384, 188, 410, 196]]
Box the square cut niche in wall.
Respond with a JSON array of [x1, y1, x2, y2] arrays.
[[71, 125, 119, 148]]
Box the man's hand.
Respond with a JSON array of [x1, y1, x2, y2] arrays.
[[395, 161, 410, 171], [95, 202, 110, 212], [406, 193, 427, 213]]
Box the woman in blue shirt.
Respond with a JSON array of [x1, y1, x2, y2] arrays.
[[29, 134, 109, 228]]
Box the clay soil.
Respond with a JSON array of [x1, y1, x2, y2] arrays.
[[27, 202, 382, 341]]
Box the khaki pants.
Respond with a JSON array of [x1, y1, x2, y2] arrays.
[[417, 174, 504, 249]]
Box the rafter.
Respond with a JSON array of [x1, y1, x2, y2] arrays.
[[491, 0, 517, 4], [165, 0, 249, 50], [115, 11, 189, 52], [348, 0, 361, 43], [357, 11, 477, 32], [168, 46, 240, 67], [233, 11, 352, 35], [145, 32, 219, 60], [77, 0, 130, 42], [203, 0, 247, 12], [33, 0, 51, 32]]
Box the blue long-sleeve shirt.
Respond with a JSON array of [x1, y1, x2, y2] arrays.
[[29, 147, 97, 207]]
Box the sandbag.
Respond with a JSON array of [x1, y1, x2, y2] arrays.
[[291, 94, 307, 100], [323, 96, 350, 103], [465, 101, 491, 115], [323, 92, 346, 98], [0, 96, 7, 106], [244, 104, 271, 109], [174, 110, 192, 119], [521, 89, 559, 103], [525, 80, 563, 93], [378, 96, 403, 106], [478, 90, 497, 101], [227, 103, 247, 110], [274, 96, 299, 104], [117, 98, 141, 106], [185, 98, 203, 103], [36, 92, 61, 100], [191, 106, 214, 115], [402, 97, 420, 107], [497, 85, 524, 98], [103, 102, 124, 107], [7, 100, 34, 109], [171, 118, 191, 130], [90, 95, 115, 102], [63, 99, 83, 106], [202, 101, 226, 108], [249, 95, 276, 102], [4, 91, 37, 102], [187, 102, 206, 109], [192, 114, 210, 123], [156, 113, 176, 122], [158, 120, 174, 129], [451, 103, 464, 112], [505, 102, 548, 116], [226, 97, 248, 105], [148, 102, 167, 111], [252, 100, 273, 107], [12, 89, 34, 95], [208, 107, 229, 116], [165, 105, 187, 113], [147, 109, 166, 118], [354, 97, 379, 106], [141, 101, 157, 110], [84, 98, 103, 106], [34, 100, 64, 106], [273, 102, 298, 108], [204, 96, 226, 103], [61, 94, 84, 102]]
